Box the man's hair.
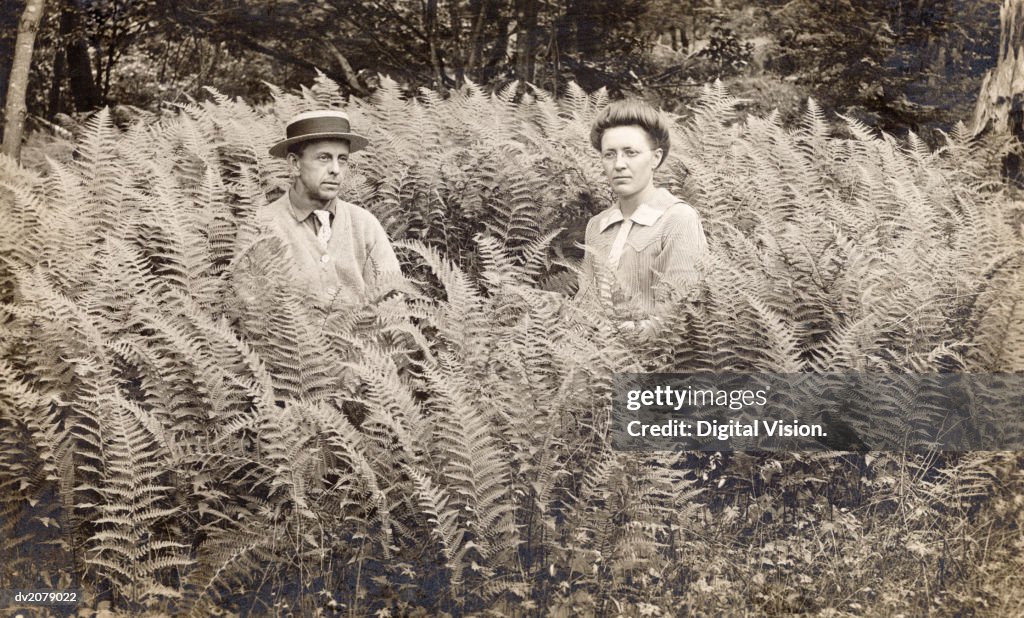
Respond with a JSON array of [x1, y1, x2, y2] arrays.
[[590, 99, 670, 168], [287, 141, 309, 157], [286, 140, 313, 156]]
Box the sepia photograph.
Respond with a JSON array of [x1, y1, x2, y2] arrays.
[[1, 0, 1022, 616]]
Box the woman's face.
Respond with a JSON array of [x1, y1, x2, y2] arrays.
[[600, 125, 663, 200]]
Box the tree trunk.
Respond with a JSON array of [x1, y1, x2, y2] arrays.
[[424, 0, 445, 88], [64, 0, 101, 111], [48, 14, 67, 119], [479, 0, 507, 84], [2, 0, 46, 161], [558, 0, 583, 57], [465, 0, 486, 80], [446, 0, 465, 85], [514, 0, 538, 84], [970, 0, 1024, 139]]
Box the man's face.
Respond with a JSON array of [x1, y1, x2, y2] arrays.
[[289, 139, 351, 204]]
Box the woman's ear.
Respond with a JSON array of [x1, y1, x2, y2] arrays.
[[653, 148, 664, 169]]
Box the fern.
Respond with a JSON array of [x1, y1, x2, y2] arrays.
[[77, 389, 192, 608], [3, 78, 1023, 615]]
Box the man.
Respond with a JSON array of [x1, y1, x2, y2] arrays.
[[242, 109, 401, 309]]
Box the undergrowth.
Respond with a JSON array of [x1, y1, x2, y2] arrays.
[[1, 76, 1022, 616]]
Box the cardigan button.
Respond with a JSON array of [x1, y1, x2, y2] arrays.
[[320, 254, 330, 264]]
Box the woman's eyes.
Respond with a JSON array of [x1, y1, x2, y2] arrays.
[[603, 150, 640, 159]]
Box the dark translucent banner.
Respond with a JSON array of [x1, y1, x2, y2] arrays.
[[611, 373, 1024, 452]]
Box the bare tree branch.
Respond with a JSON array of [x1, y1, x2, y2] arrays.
[[325, 41, 369, 95]]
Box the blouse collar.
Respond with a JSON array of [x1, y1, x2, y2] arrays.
[[597, 188, 677, 233]]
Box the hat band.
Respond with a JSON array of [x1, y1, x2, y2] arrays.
[[287, 116, 353, 139]]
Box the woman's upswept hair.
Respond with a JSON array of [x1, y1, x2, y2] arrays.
[[589, 99, 670, 168]]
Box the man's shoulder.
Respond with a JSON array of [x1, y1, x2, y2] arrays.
[[337, 198, 372, 217], [337, 200, 400, 266], [264, 191, 291, 211], [256, 191, 293, 226], [337, 199, 387, 229]]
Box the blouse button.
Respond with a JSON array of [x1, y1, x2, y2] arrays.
[[320, 254, 330, 264]]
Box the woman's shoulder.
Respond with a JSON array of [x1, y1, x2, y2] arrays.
[[652, 189, 701, 223], [584, 204, 622, 235], [663, 200, 701, 221]]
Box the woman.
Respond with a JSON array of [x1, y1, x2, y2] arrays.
[[577, 99, 708, 335]]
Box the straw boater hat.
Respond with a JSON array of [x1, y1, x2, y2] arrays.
[[269, 110, 369, 158]]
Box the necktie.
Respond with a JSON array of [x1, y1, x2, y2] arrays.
[[313, 210, 332, 249]]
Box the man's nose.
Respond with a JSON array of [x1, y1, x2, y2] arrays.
[[329, 159, 341, 174]]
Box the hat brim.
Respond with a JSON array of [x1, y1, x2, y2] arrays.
[[269, 131, 369, 158]]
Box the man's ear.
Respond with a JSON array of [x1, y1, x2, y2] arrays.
[[286, 152, 299, 174]]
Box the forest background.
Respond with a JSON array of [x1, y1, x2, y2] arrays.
[[0, 0, 1004, 143]]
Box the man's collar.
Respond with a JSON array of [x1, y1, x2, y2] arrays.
[[286, 187, 336, 222], [597, 188, 678, 233]]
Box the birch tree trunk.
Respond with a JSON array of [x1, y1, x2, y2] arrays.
[[2, 0, 47, 161], [970, 0, 1024, 138]]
